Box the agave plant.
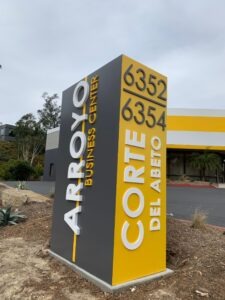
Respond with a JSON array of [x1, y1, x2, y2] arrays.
[[16, 181, 27, 190], [0, 207, 26, 226]]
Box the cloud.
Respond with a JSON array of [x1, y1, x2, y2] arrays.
[[0, 0, 225, 124]]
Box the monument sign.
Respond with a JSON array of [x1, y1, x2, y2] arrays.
[[50, 55, 170, 291]]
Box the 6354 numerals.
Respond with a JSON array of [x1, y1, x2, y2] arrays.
[[121, 98, 166, 131], [124, 64, 167, 101]]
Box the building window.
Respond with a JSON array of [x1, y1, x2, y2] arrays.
[[49, 163, 54, 177], [8, 129, 15, 137]]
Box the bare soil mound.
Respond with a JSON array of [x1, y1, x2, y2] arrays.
[[0, 201, 225, 299], [0, 182, 51, 207]]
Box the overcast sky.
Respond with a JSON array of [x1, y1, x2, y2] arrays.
[[1, 0, 225, 124]]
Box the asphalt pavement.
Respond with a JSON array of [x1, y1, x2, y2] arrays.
[[167, 186, 225, 227], [2, 181, 225, 228], [1, 181, 55, 196]]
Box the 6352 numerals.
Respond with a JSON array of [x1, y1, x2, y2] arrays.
[[121, 98, 166, 131], [124, 64, 167, 101]]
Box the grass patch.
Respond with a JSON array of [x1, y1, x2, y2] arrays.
[[191, 209, 208, 229]]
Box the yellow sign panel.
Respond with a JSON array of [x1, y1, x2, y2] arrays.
[[112, 55, 167, 285]]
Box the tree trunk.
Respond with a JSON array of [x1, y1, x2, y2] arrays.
[[202, 168, 206, 182], [216, 169, 219, 184]]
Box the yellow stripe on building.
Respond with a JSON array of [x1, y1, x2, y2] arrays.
[[167, 116, 225, 132]]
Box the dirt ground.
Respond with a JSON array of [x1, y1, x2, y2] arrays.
[[1, 201, 225, 300]]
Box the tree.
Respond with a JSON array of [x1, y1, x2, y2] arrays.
[[0, 141, 17, 163], [14, 113, 45, 166], [37, 93, 61, 132], [190, 152, 222, 182]]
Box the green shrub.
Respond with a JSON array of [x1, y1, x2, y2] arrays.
[[0, 163, 11, 180], [0, 160, 35, 180], [34, 163, 44, 179], [0, 207, 26, 226], [33, 154, 44, 168], [10, 160, 35, 180]]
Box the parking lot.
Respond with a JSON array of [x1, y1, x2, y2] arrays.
[[167, 186, 225, 227], [2, 181, 225, 228]]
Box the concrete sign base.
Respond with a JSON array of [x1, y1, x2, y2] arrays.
[[49, 250, 173, 292]]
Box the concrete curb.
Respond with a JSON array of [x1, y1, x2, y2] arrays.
[[173, 217, 225, 232], [167, 183, 216, 189]]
